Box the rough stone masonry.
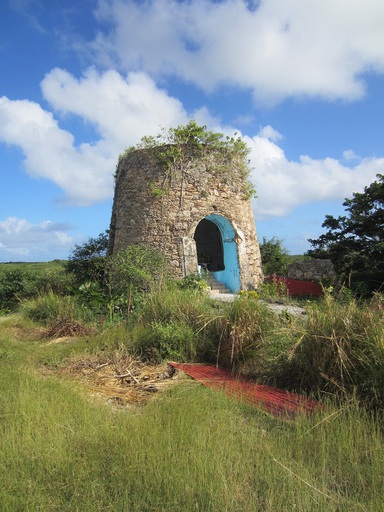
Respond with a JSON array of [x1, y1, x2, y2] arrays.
[[108, 145, 263, 292]]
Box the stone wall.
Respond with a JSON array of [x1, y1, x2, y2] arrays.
[[108, 146, 263, 290], [287, 259, 336, 283]]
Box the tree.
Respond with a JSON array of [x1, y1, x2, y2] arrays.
[[307, 174, 384, 293], [260, 236, 289, 276], [65, 231, 109, 285]]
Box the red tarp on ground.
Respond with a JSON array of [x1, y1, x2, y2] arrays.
[[168, 362, 319, 419]]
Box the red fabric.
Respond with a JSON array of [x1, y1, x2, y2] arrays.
[[168, 362, 319, 419]]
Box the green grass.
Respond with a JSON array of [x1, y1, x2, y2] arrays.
[[0, 260, 72, 314], [0, 316, 383, 511], [0, 260, 66, 271]]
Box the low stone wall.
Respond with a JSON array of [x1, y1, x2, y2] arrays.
[[287, 259, 336, 283]]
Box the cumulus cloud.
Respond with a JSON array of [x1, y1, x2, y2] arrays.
[[245, 133, 384, 219], [0, 96, 115, 205], [0, 217, 73, 260], [89, 0, 384, 103], [41, 68, 189, 149], [1, 70, 383, 220], [0, 69, 191, 205], [257, 125, 282, 142], [1, 1, 383, 217], [1, 0, 384, 260]]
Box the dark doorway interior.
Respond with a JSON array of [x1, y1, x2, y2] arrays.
[[194, 219, 224, 271]]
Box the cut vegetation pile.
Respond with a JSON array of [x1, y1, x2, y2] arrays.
[[49, 355, 179, 407]]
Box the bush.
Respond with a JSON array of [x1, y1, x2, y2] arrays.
[[0, 266, 73, 313], [20, 292, 79, 323], [135, 319, 199, 362], [65, 231, 109, 285], [0, 269, 25, 312], [126, 283, 219, 362], [106, 245, 168, 297], [177, 273, 208, 291], [260, 236, 289, 276], [257, 279, 289, 303], [118, 284, 278, 369]]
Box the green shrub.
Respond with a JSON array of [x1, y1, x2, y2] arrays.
[[260, 236, 289, 276], [0, 266, 73, 313], [137, 282, 217, 327], [20, 292, 80, 324], [135, 319, 199, 361], [65, 231, 108, 286], [106, 245, 168, 297], [122, 285, 278, 368], [19, 292, 95, 337], [177, 272, 208, 291], [0, 269, 25, 311], [115, 283, 219, 362], [257, 279, 289, 303]]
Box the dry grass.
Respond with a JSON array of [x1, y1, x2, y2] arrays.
[[45, 353, 186, 408], [44, 318, 96, 339]]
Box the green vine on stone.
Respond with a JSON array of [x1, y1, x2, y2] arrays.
[[120, 121, 256, 203]]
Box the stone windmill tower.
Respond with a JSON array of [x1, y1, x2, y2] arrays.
[[107, 124, 263, 292]]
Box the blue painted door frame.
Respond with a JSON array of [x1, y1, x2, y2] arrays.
[[204, 214, 241, 292]]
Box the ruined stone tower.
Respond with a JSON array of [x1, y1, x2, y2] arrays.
[[108, 144, 263, 292]]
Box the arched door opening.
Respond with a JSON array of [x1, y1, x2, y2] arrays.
[[194, 219, 224, 271], [194, 214, 241, 292]]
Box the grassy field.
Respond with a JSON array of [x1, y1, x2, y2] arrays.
[[0, 260, 66, 271], [1, 315, 383, 511]]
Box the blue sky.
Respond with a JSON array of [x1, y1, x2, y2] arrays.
[[1, 0, 384, 262]]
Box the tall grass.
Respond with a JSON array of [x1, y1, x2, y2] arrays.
[[19, 292, 97, 338], [129, 283, 222, 361], [0, 262, 72, 313], [124, 285, 279, 367], [0, 331, 383, 511], [268, 290, 384, 408], [212, 293, 277, 368]]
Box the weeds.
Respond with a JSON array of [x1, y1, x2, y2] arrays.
[[269, 289, 384, 408], [19, 292, 96, 338], [212, 294, 276, 369], [2, 284, 384, 510], [14, 277, 384, 410], [0, 336, 383, 511]]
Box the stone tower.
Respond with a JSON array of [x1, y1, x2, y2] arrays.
[[108, 145, 263, 292]]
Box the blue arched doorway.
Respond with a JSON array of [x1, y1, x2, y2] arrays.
[[194, 214, 241, 292]]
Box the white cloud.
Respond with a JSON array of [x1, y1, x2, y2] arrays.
[[257, 125, 282, 142], [0, 69, 191, 205], [245, 134, 384, 219], [0, 217, 73, 260], [41, 68, 188, 149], [0, 96, 115, 205], [343, 149, 360, 161], [1, 70, 383, 222], [89, 0, 384, 103]]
